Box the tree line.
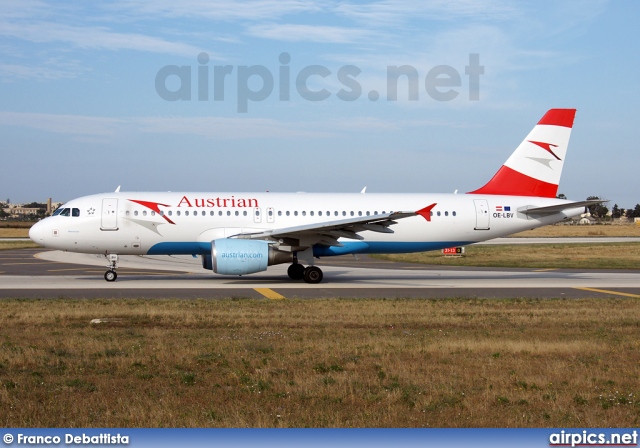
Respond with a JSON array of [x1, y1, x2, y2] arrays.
[[557, 194, 640, 220]]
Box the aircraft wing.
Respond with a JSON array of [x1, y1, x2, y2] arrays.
[[231, 204, 436, 248], [519, 199, 607, 215]]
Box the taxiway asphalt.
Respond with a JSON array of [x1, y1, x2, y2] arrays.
[[1, 248, 639, 300]]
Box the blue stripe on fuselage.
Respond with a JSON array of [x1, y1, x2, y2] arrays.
[[313, 241, 474, 256], [147, 241, 475, 256], [147, 242, 210, 255]]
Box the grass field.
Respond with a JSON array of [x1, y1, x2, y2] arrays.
[[0, 240, 40, 250], [513, 224, 640, 238], [1, 298, 638, 428], [0, 228, 30, 238], [374, 242, 640, 270]]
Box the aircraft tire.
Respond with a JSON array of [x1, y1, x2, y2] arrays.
[[104, 270, 117, 282], [287, 263, 305, 280], [303, 266, 323, 284]]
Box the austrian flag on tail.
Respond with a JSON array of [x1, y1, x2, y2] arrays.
[[468, 108, 576, 198]]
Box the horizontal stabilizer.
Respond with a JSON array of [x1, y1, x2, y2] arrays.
[[519, 199, 607, 215]]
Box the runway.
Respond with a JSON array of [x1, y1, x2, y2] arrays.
[[1, 248, 639, 299]]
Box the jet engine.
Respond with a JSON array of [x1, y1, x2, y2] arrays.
[[202, 239, 292, 275]]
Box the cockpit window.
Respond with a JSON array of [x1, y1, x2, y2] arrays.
[[72, 208, 80, 217], [59, 208, 70, 217], [52, 208, 63, 216]]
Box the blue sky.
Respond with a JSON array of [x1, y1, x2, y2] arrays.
[[1, 0, 639, 209]]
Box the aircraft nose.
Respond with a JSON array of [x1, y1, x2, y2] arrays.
[[29, 220, 45, 244]]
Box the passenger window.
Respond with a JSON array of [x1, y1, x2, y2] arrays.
[[311, 211, 315, 216], [134, 210, 138, 216], [126, 211, 130, 216], [151, 211, 155, 216], [278, 211, 282, 216], [445, 211, 449, 216], [168, 211, 173, 216], [358, 211, 362, 216], [243, 211, 247, 216], [177, 211, 181, 216], [235, 211, 239, 216], [453, 211, 457, 216], [269, 210, 273, 216], [437, 211, 441, 216], [350, 211, 354, 216], [143, 211, 147, 216], [342, 211, 346, 216], [227, 211, 230, 216], [286, 211, 290, 216], [302, 211, 307, 216], [72, 208, 80, 217], [294, 211, 298, 216], [160, 211, 164, 216]]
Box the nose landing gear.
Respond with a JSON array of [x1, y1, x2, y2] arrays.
[[104, 254, 118, 282]]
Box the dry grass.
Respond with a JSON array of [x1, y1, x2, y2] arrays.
[[513, 224, 640, 238], [1, 298, 639, 427], [0, 228, 30, 238], [0, 241, 40, 250], [375, 243, 640, 269], [0, 222, 32, 229]]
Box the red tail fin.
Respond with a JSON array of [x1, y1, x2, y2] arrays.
[[468, 109, 576, 198]]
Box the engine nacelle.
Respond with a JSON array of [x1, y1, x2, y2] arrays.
[[209, 239, 292, 275]]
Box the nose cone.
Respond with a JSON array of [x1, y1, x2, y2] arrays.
[[29, 220, 45, 245]]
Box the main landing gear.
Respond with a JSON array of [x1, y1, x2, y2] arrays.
[[287, 263, 323, 284], [104, 254, 118, 282]]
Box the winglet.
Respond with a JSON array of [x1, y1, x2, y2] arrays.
[[416, 203, 437, 222]]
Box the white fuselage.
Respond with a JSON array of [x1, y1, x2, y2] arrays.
[[29, 191, 582, 257]]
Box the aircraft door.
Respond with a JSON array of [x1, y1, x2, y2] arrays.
[[473, 199, 490, 230], [101, 198, 119, 230]]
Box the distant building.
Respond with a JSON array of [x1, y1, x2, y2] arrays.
[[8, 206, 42, 217], [2, 198, 61, 218]]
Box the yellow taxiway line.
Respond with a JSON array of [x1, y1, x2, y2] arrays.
[[574, 287, 640, 299], [254, 288, 286, 300]]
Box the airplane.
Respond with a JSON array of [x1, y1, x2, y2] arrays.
[[29, 108, 602, 283]]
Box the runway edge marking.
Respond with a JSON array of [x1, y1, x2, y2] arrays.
[[574, 287, 640, 299]]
